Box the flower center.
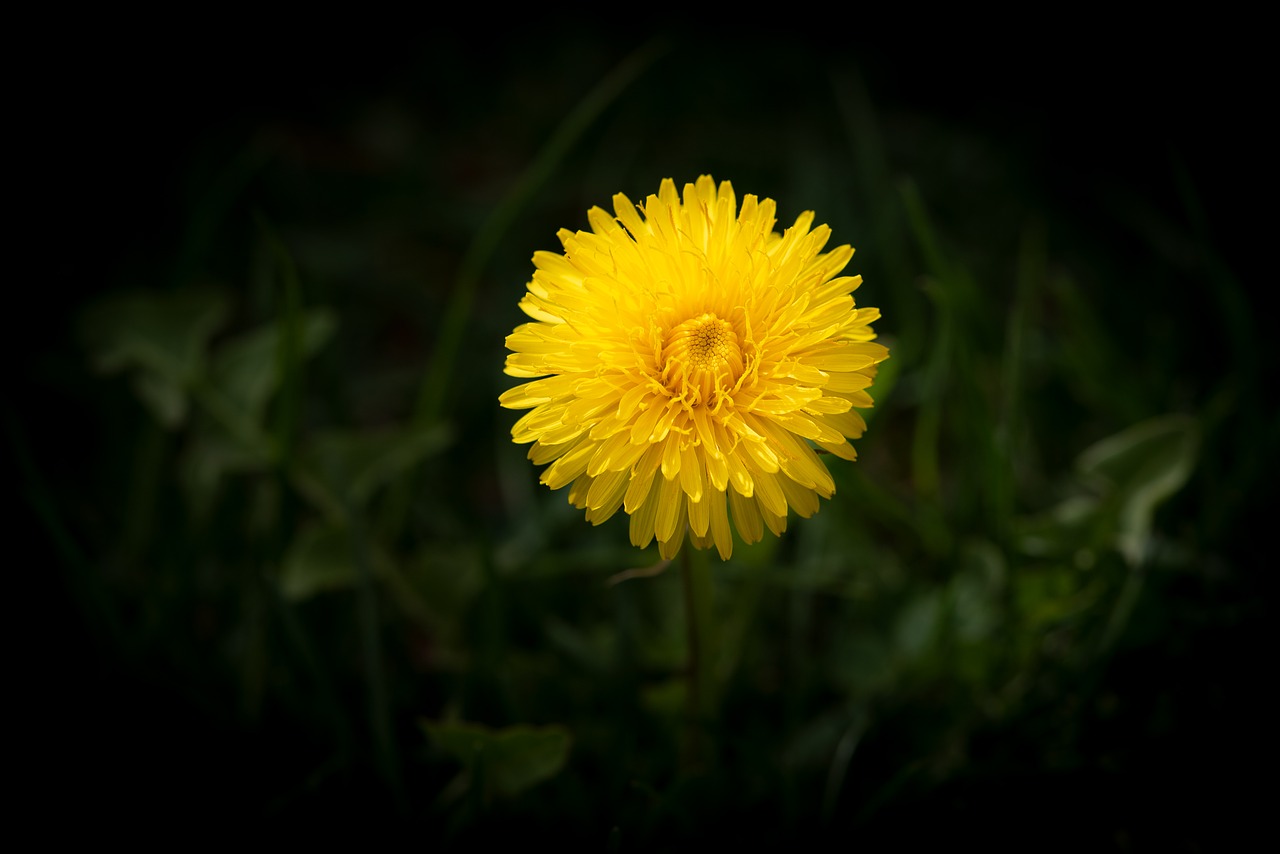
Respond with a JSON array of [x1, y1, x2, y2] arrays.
[[661, 313, 743, 407]]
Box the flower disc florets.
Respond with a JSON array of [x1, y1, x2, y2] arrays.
[[500, 176, 888, 560], [663, 313, 743, 407]]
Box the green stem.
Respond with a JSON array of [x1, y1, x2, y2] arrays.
[[680, 545, 715, 771]]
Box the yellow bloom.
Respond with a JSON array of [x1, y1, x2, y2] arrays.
[[500, 176, 888, 560]]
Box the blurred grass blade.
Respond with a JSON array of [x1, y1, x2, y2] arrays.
[[351, 502, 401, 806], [253, 214, 306, 467], [413, 38, 669, 426], [8, 407, 121, 640], [1172, 155, 1256, 391], [831, 68, 922, 361], [821, 706, 869, 820], [388, 39, 669, 541], [899, 182, 953, 506], [910, 276, 948, 503], [990, 222, 1044, 542], [900, 178, 954, 285], [1050, 272, 1141, 424]]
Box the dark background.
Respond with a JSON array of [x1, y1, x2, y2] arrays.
[[18, 24, 1272, 847]]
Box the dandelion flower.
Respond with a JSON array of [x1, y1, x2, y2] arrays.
[[500, 176, 888, 560]]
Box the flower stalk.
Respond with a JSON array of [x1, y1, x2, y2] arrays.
[[680, 543, 716, 771]]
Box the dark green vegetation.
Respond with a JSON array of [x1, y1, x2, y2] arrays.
[[19, 28, 1271, 848]]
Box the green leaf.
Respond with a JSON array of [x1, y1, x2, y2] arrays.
[[422, 721, 571, 800], [1016, 494, 1101, 558], [179, 430, 268, 522], [1077, 414, 1199, 564], [1013, 566, 1098, 630], [80, 287, 229, 379], [131, 372, 188, 428], [209, 309, 336, 426], [827, 632, 895, 696], [893, 589, 943, 661], [543, 618, 614, 675], [484, 727, 572, 798], [78, 287, 229, 426], [278, 524, 359, 599], [303, 422, 454, 512], [950, 539, 1006, 642]]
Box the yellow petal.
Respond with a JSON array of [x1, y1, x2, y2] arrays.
[[708, 489, 733, 560], [729, 487, 764, 545], [654, 473, 685, 544]]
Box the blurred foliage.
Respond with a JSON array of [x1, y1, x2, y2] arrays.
[[16, 27, 1272, 850]]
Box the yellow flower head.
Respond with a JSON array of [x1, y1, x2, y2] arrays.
[[500, 176, 888, 560]]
